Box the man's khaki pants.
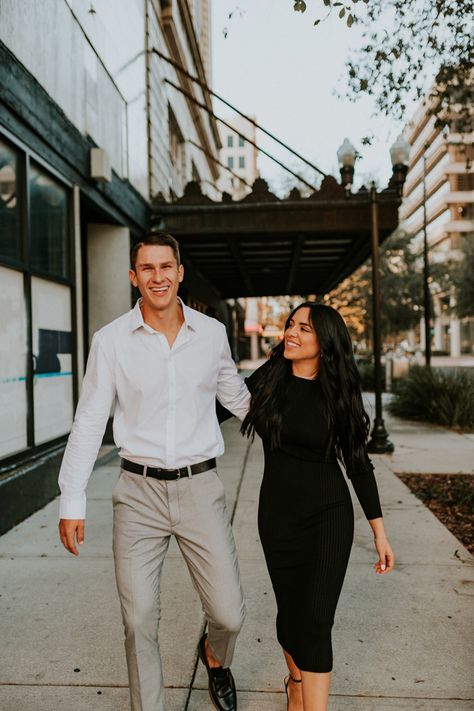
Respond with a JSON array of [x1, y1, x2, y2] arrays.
[[112, 466, 245, 711]]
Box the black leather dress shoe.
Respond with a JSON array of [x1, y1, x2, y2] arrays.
[[198, 633, 237, 711]]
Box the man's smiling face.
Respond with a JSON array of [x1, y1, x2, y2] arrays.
[[129, 244, 184, 312]]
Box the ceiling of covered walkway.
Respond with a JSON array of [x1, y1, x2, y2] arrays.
[[151, 176, 401, 298]]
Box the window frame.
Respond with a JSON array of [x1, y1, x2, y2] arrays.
[[0, 127, 77, 469]]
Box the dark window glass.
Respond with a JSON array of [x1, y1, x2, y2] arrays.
[[238, 136, 245, 147], [227, 156, 234, 169], [227, 135, 233, 147], [29, 163, 69, 278], [239, 156, 245, 169], [0, 139, 21, 261]]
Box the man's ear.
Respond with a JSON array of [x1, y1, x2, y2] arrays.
[[129, 269, 138, 287], [178, 264, 184, 282]]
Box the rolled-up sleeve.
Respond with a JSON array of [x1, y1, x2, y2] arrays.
[[216, 325, 250, 421], [58, 333, 116, 519]]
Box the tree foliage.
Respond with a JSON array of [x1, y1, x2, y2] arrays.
[[293, 0, 473, 133], [325, 230, 454, 343]]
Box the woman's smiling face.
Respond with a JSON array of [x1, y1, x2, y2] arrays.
[[283, 307, 321, 363]]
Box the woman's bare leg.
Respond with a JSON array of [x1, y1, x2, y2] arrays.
[[283, 650, 303, 710], [301, 670, 331, 711]]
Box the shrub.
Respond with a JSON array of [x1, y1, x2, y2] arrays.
[[357, 362, 385, 392], [388, 366, 474, 429]]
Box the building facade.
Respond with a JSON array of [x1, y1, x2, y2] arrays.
[[0, 0, 219, 532], [400, 102, 474, 356], [217, 115, 259, 199]]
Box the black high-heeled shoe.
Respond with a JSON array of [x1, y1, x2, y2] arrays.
[[284, 674, 302, 710]]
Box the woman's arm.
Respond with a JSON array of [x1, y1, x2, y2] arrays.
[[368, 516, 395, 574], [348, 453, 395, 575]]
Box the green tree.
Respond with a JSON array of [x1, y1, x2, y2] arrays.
[[293, 0, 473, 133], [326, 230, 454, 342]]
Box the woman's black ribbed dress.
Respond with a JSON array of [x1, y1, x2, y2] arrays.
[[246, 368, 382, 673]]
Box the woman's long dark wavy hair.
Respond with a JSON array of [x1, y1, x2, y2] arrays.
[[241, 302, 373, 478]]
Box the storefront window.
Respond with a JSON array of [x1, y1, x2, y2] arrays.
[[30, 163, 69, 278], [31, 277, 74, 444], [0, 135, 75, 461], [0, 266, 28, 457], [0, 139, 21, 261]]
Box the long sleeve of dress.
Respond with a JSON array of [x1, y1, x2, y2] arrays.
[[350, 464, 383, 520]]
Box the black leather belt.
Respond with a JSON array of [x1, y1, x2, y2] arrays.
[[120, 457, 216, 481]]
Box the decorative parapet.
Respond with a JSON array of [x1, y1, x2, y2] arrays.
[[151, 175, 398, 208]]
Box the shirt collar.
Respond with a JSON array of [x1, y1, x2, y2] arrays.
[[130, 297, 197, 333]]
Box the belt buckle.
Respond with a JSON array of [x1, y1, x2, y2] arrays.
[[164, 468, 180, 479]]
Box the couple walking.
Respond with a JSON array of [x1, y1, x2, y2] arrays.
[[58, 232, 394, 711]]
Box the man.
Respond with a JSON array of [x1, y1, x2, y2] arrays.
[[58, 232, 249, 711]]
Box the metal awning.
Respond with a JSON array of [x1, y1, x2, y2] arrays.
[[151, 176, 400, 298]]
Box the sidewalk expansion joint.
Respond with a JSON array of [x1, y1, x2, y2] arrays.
[[0, 683, 472, 701], [329, 692, 474, 701], [230, 439, 253, 525], [0, 682, 129, 688]]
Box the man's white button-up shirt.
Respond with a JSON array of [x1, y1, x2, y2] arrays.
[[58, 299, 250, 519]]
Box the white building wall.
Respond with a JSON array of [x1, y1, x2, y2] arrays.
[[0, 0, 148, 196], [0, 0, 219, 203]]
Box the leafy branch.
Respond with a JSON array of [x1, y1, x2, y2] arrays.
[[293, 1, 473, 132], [293, 0, 368, 27]]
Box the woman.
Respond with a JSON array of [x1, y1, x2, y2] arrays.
[[241, 302, 394, 711]]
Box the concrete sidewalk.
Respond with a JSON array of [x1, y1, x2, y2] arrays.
[[0, 416, 473, 710]]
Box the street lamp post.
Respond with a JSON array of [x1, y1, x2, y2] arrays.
[[367, 180, 394, 453], [337, 135, 409, 454], [422, 145, 432, 367]]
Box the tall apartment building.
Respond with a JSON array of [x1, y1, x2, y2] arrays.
[[0, 0, 219, 531], [217, 115, 259, 199], [399, 102, 474, 356]]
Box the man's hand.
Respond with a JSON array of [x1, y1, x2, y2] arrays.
[[59, 519, 85, 556]]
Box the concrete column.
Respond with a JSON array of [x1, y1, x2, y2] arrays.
[[87, 224, 131, 344], [419, 317, 425, 349], [250, 332, 259, 361], [433, 296, 443, 351], [450, 317, 461, 358], [407, 329, 416, 349], [244, 297, 261, 361], [434, 318, 443, 351]]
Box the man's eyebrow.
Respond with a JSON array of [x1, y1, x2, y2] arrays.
[[137, 261, 173, 268]]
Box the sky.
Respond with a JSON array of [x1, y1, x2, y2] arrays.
[[211, 1, 421, 195]]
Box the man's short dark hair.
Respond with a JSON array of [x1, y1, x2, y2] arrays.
[[130, 232, 181, 270]]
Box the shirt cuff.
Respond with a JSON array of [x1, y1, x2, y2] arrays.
[[59, 496, 86, 520]]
